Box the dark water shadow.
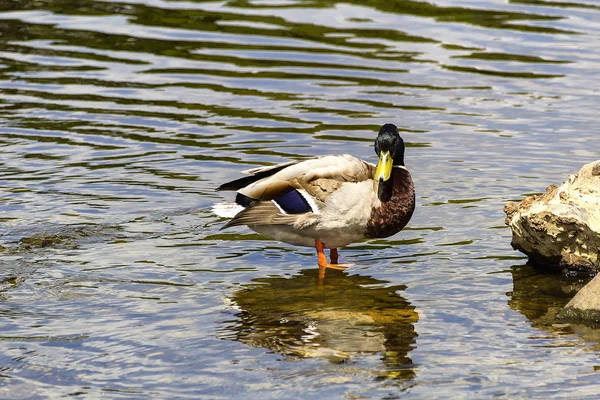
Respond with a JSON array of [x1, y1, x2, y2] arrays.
[[506, 264, 600, 342], [221, 268, 418, 380]]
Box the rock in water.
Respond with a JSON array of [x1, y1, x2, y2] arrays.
[[558, 274, 600, 323], [504, 160, 600, 273]]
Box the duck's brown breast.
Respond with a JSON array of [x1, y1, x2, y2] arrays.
[[365, 168, 415, 239]]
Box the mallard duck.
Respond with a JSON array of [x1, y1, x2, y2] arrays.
[[213, 123, 415, 274]]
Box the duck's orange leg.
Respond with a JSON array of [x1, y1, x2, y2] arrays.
[[315, 240, 353, 279], [330, 248, 339, 264], [316, 239, 328, 268]]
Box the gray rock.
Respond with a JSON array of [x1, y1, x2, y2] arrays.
[[558, 274, 600, 323], [505, 160, 600, 273]]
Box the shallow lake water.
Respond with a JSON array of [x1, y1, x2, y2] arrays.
[[1, 0, 600, 398]]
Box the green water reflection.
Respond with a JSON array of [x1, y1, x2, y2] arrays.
[[507, 265, 600, 347], [225, 268, 417, 380], [508, 264, 586, 330]]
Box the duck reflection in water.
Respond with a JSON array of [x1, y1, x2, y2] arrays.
[[222, 268, 418, 380]]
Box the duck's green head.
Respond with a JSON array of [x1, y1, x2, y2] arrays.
[[374, 123, 405, 182]]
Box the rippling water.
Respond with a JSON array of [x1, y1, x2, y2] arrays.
[[1, 0, 600, 397]]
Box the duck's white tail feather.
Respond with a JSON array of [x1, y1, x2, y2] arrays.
[[212, 202, 245, 218]]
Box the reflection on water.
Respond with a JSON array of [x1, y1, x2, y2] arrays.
[[508, 264, 586, 330], [506, 265, 600, 348], [223, 269, 417, 379]]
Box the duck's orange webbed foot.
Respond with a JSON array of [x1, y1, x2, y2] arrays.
[[315, 240, 353, 278]]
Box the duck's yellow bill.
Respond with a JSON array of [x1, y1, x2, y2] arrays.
[[375, 150, 393, 182]]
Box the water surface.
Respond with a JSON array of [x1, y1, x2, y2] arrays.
[[1, 0, 600, 398]]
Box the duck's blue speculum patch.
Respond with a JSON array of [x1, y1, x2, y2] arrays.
[[273, 189, 312, 214], [235, 188, 312, 214]]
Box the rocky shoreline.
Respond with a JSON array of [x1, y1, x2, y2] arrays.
[[505, 160, 600, 323]]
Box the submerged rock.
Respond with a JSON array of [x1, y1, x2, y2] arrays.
[[508, 264, 584, 330], [559, 274, 600, 324], [504, 160, 600, 273], [4, 225, 126, 252]]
